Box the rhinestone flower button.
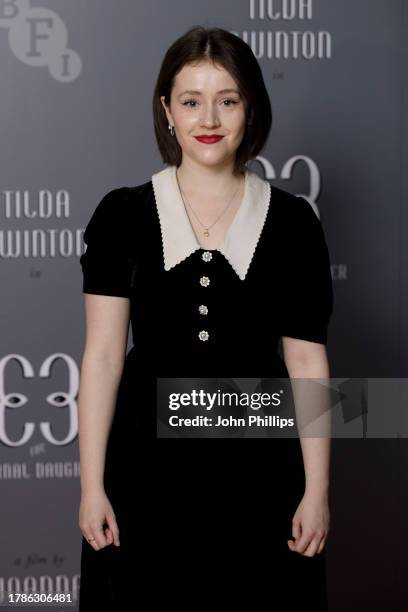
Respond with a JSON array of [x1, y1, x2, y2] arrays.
[[202, 251, 213, 262], [198, 330, 209, 341], [198, 305, 208, 315], [200, 276, 210, 287]]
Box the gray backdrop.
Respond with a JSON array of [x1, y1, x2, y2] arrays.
[[0, 0, 407, 609]]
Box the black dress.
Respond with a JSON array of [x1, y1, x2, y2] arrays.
[[78, 166, 334, 610]]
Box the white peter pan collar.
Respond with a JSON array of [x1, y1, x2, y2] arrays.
[[151, 164, 271, 281]]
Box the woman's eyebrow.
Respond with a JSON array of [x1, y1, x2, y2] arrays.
[[177, 88, 240, 97]]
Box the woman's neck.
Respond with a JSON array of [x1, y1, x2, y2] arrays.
[[175, 162, 245, 200]]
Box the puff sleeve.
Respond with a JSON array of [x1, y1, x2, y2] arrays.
[[79, 187, 135, 298], [279, 196, 334, 345]]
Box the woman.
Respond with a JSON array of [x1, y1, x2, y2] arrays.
[[78, 25, 334, 609]]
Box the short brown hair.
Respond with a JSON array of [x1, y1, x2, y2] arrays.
[[152, 25, 272, 176]]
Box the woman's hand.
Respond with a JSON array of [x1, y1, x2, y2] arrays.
[[287, 489, 330, 556], [79, 487, 120, 551]]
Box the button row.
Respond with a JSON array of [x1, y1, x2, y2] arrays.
[[198, 252, 212, 341]]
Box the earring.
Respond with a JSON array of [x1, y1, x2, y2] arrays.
[[168, 123, 175, 136]]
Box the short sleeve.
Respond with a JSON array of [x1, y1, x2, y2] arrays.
[[279, 196, 334, 345], [79, 187, 135, 298]]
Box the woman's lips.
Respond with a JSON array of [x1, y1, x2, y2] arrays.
[[194, 135, 224, 144]]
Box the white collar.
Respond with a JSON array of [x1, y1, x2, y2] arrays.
[[151, 164, 271, 281]]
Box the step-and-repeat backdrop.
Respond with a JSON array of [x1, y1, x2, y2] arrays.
[[1, 1, 407, 609]]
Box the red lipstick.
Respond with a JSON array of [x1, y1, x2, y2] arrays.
[[194, 135, 224, 144]]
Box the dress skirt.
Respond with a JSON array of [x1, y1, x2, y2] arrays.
[[79, 349, 329, 610]]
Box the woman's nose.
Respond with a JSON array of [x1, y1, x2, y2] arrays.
[[199, 105, 220, 126]]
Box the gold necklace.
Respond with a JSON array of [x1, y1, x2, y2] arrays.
[[176, 171, 242, 238]]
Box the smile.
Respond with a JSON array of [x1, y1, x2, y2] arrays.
[[194, 135, 224, 144]]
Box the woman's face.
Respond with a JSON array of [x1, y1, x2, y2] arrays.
[[161, 60, 247, 169]]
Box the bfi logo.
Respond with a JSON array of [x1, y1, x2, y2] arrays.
[[0, 0, 81, 81]]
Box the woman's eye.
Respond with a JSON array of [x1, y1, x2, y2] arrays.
[[182, 99, 239, 108]]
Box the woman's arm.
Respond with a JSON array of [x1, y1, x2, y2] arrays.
[[282, 336, 331, 496], [78, 294, 130, 494], [282, 336, 331, 556]]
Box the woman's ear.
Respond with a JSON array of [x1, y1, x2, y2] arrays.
[[160, 95, 173, 126]]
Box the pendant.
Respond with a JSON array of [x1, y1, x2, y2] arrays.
[[203, 229, 210, 237]]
